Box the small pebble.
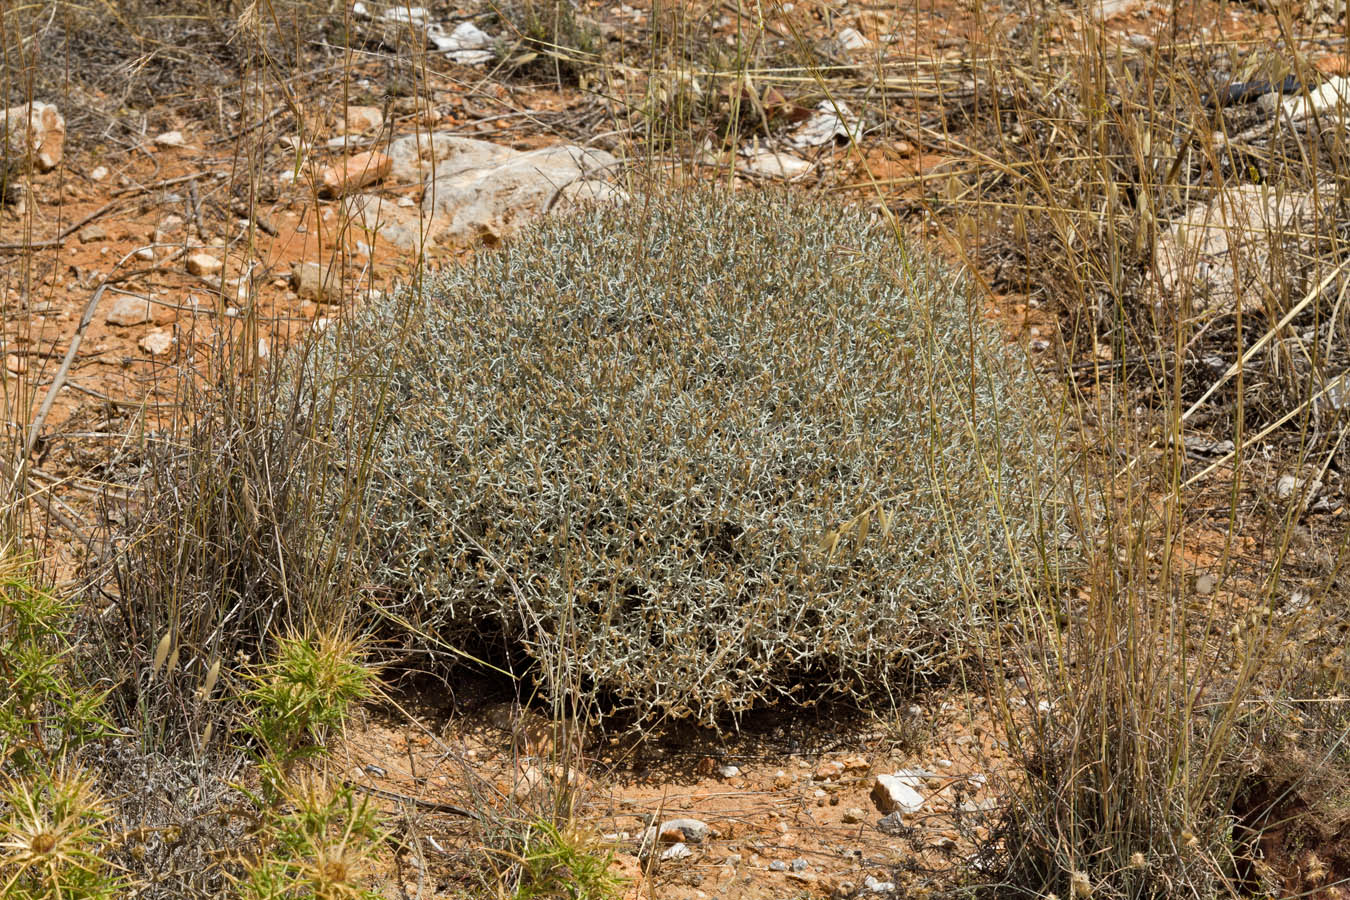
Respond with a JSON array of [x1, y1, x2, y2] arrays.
[[657, 818, 709, 844], [769, 860, 788, 872], [864, 875, 896, 894], [792, 858, 809, 872], [815, 760, 846, 779]]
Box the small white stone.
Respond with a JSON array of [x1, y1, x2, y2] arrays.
[[741, 148, 812, 180], [153, 130, 187, 148], [1261, 75, 1350, 120], [1275, 474, 1321, 501], [139, 329, 174, 356], [836, 27, 871, 51], [430, 21, 494, 63], [871, 774, 925, 814], [90, 165, 108, 181], [660, 842, 692, 861], [789, 101, 861, 149], [864, 875, 896, 894], [429, 20, 491, 51], [186, 253, 223, 277], [342, 105, 384, 134], [657, 818, 710, 843], [106, 295, 154, 326], [718, 764, 740, 778]]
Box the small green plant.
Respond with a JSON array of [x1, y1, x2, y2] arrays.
[[240, 777, 384, 900], [0, 558, 110, 771], [493, 0, 602, 84], [0, 765, 123, 900], [241, 628, 375, 775], [235, 628, 384, 900], [500, 819, 624, 900], [0, 561, 120, 899]]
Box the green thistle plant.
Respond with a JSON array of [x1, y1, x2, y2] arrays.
[[241, 628, 375, 774], [0, 557, 116, 900], [240, 777, 384, 900], [235, 629, 384, 900], [0, 766, 124, 900], [0, 557, 111, 771], [506, 819, 624, 900]]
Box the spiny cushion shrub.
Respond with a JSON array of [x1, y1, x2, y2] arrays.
[[310, 189, 1069, 725]]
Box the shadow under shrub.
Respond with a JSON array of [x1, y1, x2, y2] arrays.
[[315, 189, 1070, 725]]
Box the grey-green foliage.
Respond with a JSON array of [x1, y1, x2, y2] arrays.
[[319, 190, 1066, 724]]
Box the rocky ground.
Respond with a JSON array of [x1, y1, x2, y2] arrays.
[[335, 687, 1014, 900], [4, 0, 1349, 896]]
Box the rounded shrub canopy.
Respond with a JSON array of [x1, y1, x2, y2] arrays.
[[325, 189, 1066, 725]]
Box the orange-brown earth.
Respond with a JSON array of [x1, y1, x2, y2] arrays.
[[4, 0, 1346, 895]]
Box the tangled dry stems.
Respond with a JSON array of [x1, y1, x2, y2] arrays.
[[956, 27, 1350, 465]]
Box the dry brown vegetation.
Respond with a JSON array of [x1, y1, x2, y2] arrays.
[[3, 0, 1349, 898]]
